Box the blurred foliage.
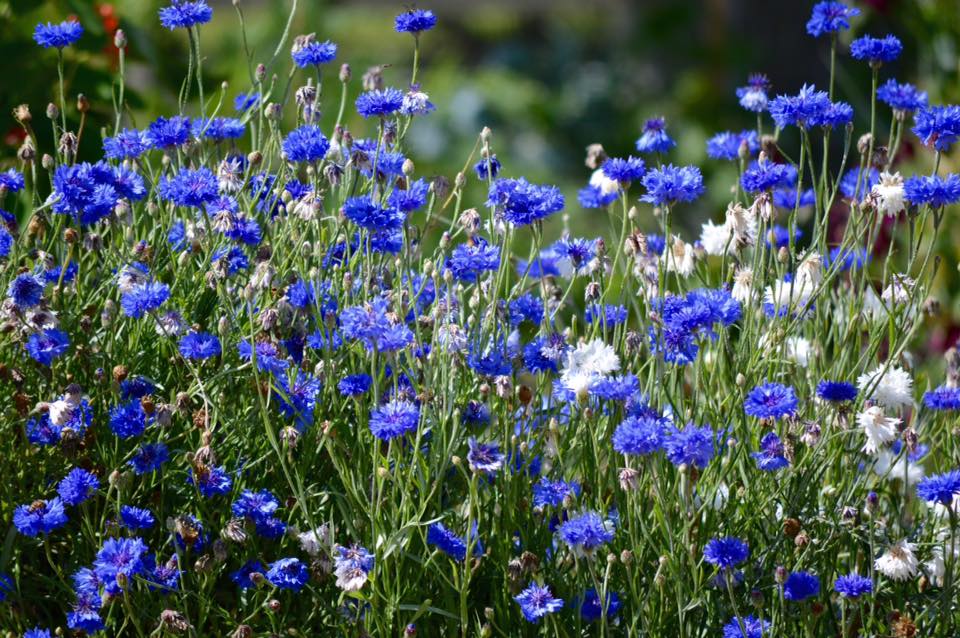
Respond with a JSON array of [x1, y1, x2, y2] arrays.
[[1, 0, 960, 336]]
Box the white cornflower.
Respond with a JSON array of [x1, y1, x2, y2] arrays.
[[663, 236, 696, 277], [874, 540, 918, 581], [725, 202, 758, 248], [796, 251, 823, 289], [589, 168, 620, 197], [763, 278, 814, 314], [872, 171, 906, 218], [857, 364, 913, 409], [925, 550, 945, 587], [857, 406, 900, 454], [881, 274, 915, 306], [298, 525, 331, 557], [561, 338, 619, 396], [873, 448, 925, 485], [48, 399, 75, 426], [700, 219, 732, 256], [785, 336, 812, 367], [731, 267, 754, 303]]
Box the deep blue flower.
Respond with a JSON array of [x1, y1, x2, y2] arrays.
[[591, 374, 639, 401], [640, 164, 705, 205], [193, 117, 245, 141], [532, 477, 580, 508], [109, 400, 149, 439], [783, 571, 820, 601], [292, 37, 337, 68], [67, 591, 104, 633], [447, 237, 500, 282], [878, 80, 927, 114], [913, 105, 960, 151], [57, 468, 99, 506], [602, 156, 647, 183], [0, 226, 12, 258], [487, 178, 565, 226], [744, 382, 798, 420], [810, 100, 854, 128], [514, 583, 564, 623], [120, 505, 155, 531], [707, 130, 760, 161], [722, 615, 770, 638], [612, 416, 665, 456], [128, 442, 169, 474], [266, 557, 309, 591], [389, 178, 430, 212], [741, 159, 792, 193], [338, 374, 372, 397], [146, 115, 192, 148], [239, 340, 289, 374], [806, 1, 859, 38], [904, 173, 960, 208], [0, 169, 24, 193], [427, 522, 477, 561], [356, 88, 405, 118], [557, 512, 614, 552], [188, 465, 233, 497], [33, 21, 83, 48], [25, 329, 70, 366], [769, 84, 831, 128], [13, 498, 68, 536], [178, 331, 221, 360], [923, 385, 960, 410], [282, 125, 330, 162], [736, 73, 770, 113], [850, 34, 903, 65], [665, 423, 717, 468], [578, 183, 619, 209], [703, 537, 750, 570], [8, 273, 44, 308], [474, 155, 501, 180], [274, 371, 322, 429], [211, 246, 248, 275], [585, 304, 629, 326], [826, 246, 870, 271], [23, 629, 50, 638], [817, 380, 858, 402], [232, 489, 280, 522], [578, 588, 621, 622], [121, 281, 170, 318], [834, 573, 873, 598], [395, 9, 437, 34], [467, 437, 504, 474], [103, 129, 150, 159], [342, 195, 404, 230], [158, 167, 219, 207], [508, 293, 544, 327], [94, 536, 149, 594], [916, 469, 960, 504], [752, 432, 789, 471], [159, 0, 213, 30], [369, 399, 420, 440], [234, 91, 260, 113], [839, 167, 880, 200], [231, 560, 265, 589], [635, 117, 676, 154]]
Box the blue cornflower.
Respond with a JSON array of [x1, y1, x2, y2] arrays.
[[602, 156, 647, 183], [826, 246, 870, 271], [578, 183, 619, 209], [839, 167, 879, 200], [57, 468, 99, 506], [334, 544, 375, 591], [121, 281, 170, 318], [752, 432, 789, 471], [232, 489, 280, 522], [342, 195, 404, 230], [514, 583, 564, 623], [23, 629, 50, 638], [817, 380, 858, 402], [736, 73, 771, 113], [356, 88, 405, 118], [13, 498, 68, 536], [664, 423, 716, 468], [635, 117, 676, 154], [474, 155, 501, 180], [707, 130, 760, 161], [783, 571, 820, 601], [467, 437, 504, 474], [557, 512, 614, 553], [211, 246, 248, 275], [94, 536, 149, 595], [239, 340, 288, 374], [744, 382, 798, 420], [722, 615, 770, 638], [913, 105, 960, 151], [25, 329, 70, 366], [159, 1, 213, 30], [8, 273, 44, 308], [579, 588, 621, 622], [687, 287, 742, 325], [509, 293, 544, 326], [158, 167, 219, 207], [806, 1, 859, 38], [0, 169, 24, 193], [231, 560, 265, 589], [266, 558, 309, 591], [338, 374, 372, 397], [810, 100, 854, 128], [0, 573, 13, 601], [923, 385, 960, 410], [291, 37, 337, 68], [188, 465, 233, 497], [395, 9, 437, 34], [146, 115, 192, 148], [33, 21, 83, 48], [640, 164, 705, 205], [128, 442, 169, 474], [427, 522, 477, 561], [877, 80, 927, 114], [916, 470, 960, 504], [120, 506, 155, 531], [389, 178, 430, 212], [532, 477, 580, 508], [193, 117, 244, 141], [487, 178, 564, 226], [103, 129, 150, 159], [552, 236, 599, 274], [234, 91, 260, 113], [274, 371, 322, 428], [769, 84, 831, 128], [400, 85, 435, 115], [850, 34, 903, 65], [585, 304, 628, 326], [0, 226, 12, 258], [178, 332, 221, 360], [741, 159, 792, 193], [282, 125, 330, 162], [612, 415, 665, 456], [703, 537, 750, 570], [67, 590, 104, 633], [446, 237, 500, 282], [591, 374, 639, 401], [369, 399, 420, 440], [904, 173, 960, 208], [109, 400, 149, 439], [834, 573, 873, 598]]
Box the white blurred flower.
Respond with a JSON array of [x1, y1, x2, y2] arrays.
[[663, 236, 696, 278], [731, 267, 754, 304], [857, 365, 913, 409], [857, 406, 900, 454], [700, 219, 732, 256], [874, 540, 918, 581], [872, 171, 906, 218]]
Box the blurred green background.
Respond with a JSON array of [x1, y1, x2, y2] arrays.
[[1, 0, 960, 343]]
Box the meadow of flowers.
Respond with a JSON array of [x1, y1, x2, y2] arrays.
[[2, 0, 960, 636]]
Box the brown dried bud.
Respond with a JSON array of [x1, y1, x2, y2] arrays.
[[13, 104, 31, 124], [77, 94, 90, 114], [783, 518, 801, 538], [112, 365, 129, 383]]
